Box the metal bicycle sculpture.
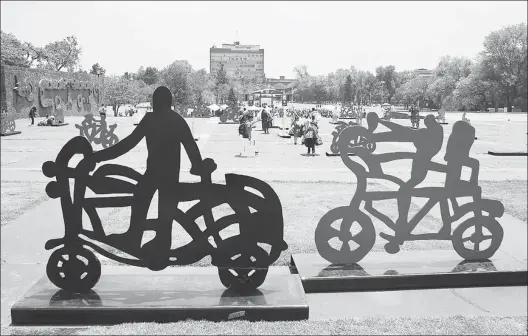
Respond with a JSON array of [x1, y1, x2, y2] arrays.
[[315, 112, 505, 264], [75, 114, 119, 148], [43, 87, 287, 294], [329, 120, 375, 155], [1, 110, 18, 135]]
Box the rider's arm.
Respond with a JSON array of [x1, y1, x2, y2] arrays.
[[93, 115, 147, 163], [180, 120, 203, 171], [466, 157, 480, 184]]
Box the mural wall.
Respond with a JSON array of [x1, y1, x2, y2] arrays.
[[0, 65, 105, 121]]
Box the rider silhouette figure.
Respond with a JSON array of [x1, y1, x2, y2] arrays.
[[92, 86, 203, 262], [370, 114, 444, 233]]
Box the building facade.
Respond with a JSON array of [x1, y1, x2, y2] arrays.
[[266, 76, 295, 88], [415, 68, 434, 77], [210, 42, 265, 83]]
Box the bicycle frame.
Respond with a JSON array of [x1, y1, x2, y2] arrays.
[[355, 184, 486, 242]]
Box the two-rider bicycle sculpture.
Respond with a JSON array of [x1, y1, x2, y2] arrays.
[[316, 112, 505, 264], [75, 114, 119, 148]]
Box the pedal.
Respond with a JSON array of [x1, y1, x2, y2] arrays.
[[379, 232, 395, 241]]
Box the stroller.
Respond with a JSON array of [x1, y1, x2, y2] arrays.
[[315, 114, 505, 264], [42, 137, 288, 293]]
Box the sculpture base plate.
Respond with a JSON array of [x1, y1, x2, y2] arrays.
[[218, 121, 239, 124], [439, 122, 449, 125], [291, 251, 527, 293], [325, 152, 356, 156], [0, 130, 21, 136], [488, 150, 528, 156], [50, 123, 69, 127], [11, 273, 308, 325]]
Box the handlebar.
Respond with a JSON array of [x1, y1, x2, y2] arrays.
[[42, 136, 94, 179]]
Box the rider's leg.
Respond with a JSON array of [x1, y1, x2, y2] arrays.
[[127, 180, 156, 244], [395, 165, 428, 239]]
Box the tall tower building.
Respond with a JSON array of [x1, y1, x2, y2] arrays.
[[210, 42, 265, 83]]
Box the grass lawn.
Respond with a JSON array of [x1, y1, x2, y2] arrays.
[[2, 316, 526, 335], [480, 180, 528, 222]]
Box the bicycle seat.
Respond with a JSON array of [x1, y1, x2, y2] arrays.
[[109, 124, 117, 130], [480, 199, 504, 217], [89, 164, 142, 194]]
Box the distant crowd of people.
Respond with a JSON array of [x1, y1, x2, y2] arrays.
[[237, 107, 323, 156]]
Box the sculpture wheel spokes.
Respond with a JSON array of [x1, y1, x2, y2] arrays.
[[315, 206, 376, 264]]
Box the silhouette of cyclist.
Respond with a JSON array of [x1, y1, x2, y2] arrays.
[[91, 86, 203, 261], [368, 114, 444, 233]]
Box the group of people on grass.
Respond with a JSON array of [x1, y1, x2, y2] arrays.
[[237, 107, 323, 156]]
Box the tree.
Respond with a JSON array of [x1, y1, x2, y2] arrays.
[[1, 31, 45, 68], [376, 65, 397, 102], [104, 76, 144, 115], [227, 87, 237, 107], [215, 63, 229, 85], [136, 66, 159, 85], [90, 63, 106, 75], [480, 22, 527, 111], [41, 36, 82, 71], [343, 75, 353, 106], [159, 60, 193, 106]]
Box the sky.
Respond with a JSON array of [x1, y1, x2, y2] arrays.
[[1, 1, 527, 78]]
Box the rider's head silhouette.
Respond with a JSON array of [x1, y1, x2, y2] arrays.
[[152, 86, 172, 113], [424, 114, 437, 128], [445, 120, 475, 162]]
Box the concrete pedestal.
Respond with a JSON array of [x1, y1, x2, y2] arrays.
[[291, 251, 527, 293], [11, 273, 308, 325]]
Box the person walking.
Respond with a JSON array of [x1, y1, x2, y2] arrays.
[[261, 108, 271, 134], [240, 112, 261, 156], [99, 104, 107, 117], [29, 107, 36, 126], [303, 116, 319, 155], [290, 114, 302, 145]]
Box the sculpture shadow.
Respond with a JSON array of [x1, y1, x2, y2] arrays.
[[316, 259, 499, 278], [315, 112, 505, 264], [41, 86, 288, 294], [75, 114, 119, 148]]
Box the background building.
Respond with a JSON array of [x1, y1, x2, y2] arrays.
[[210, 42, 265, 83], [415, 68, 434, 77]]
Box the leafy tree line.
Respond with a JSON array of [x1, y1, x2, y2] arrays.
[[3, 22, 526, 112], [287, 23, 527, 112]]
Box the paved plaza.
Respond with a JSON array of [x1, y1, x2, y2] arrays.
[[1, 111, 527, 333]]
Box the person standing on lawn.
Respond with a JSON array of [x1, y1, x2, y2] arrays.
[[290, 114, 302, 145], [303, 116, 319, 155], [29, 107, 37, 126], [261, 108, 271, 134]]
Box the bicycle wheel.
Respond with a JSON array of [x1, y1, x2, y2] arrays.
[[216, 237, 270, 290], [452, 216, 503, 260], [46, 246, 101, 293], [315, 206, 376, 264], [102, 133, 119, 148]]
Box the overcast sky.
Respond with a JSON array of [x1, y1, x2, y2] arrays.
[[1, 1, 526, 78]]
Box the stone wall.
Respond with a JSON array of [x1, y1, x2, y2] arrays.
[[0, 65, 105, 121]]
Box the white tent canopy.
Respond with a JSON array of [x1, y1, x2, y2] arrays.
[[136, 102, 151, 108], [207, 104, 220, 111]]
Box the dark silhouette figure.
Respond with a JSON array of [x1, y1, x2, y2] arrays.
[[41, 86, 288, 293], [92, 86, 203, 261], [315, 113, 505, 264]]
